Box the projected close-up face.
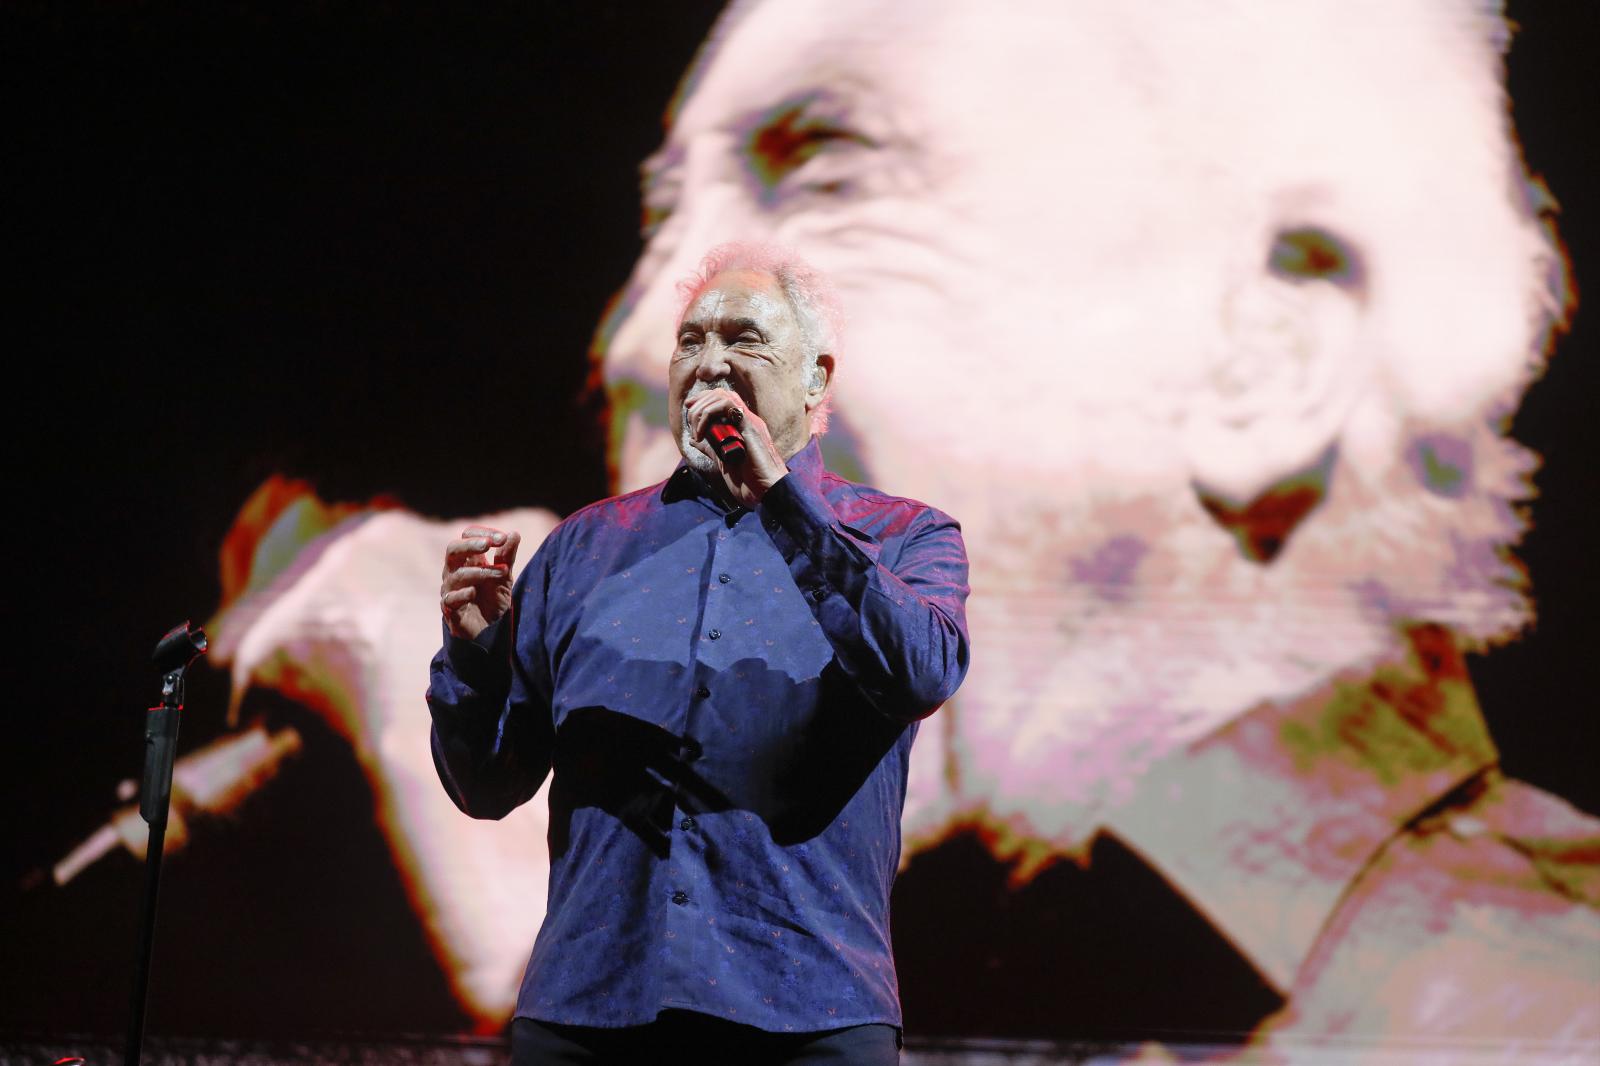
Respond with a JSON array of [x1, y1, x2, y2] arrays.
[[602, 0, 1560, 856], [32, 0, 1586, 1057]]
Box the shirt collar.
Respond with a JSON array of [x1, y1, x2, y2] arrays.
[[660, 436, 825, 508], [660, 463, 715, 506], [1102, 623, 1498, 995]]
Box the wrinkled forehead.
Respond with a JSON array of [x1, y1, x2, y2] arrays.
[[678, 269, 791, 327]]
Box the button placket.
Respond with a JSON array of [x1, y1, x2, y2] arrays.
[[702, 523, 732, 646], [673, 523, 725, 916]]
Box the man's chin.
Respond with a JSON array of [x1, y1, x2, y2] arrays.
[[678, 434, 720, 477]]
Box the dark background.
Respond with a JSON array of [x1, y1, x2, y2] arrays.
[[4, 0, 1595, 1045]]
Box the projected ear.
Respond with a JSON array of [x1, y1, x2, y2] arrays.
[[1181, 225, 1369, 560], [1182, 225, 1368, 504]]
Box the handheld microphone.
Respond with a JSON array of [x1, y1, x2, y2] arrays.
[[707, 419, 747, 464]]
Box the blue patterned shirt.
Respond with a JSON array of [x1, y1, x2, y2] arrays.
[[427, 438, 970, 1032]]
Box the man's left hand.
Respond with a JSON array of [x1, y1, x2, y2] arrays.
[[685, 388, 789, 507]]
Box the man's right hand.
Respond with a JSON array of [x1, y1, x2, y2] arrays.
[[441, 526, 521, 640]]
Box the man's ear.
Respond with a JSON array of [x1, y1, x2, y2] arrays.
[[805, 353, 834, 409]]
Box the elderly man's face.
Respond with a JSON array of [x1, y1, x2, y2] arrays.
[[600, 0, 1554, 851], [668, 268, 817, 471]]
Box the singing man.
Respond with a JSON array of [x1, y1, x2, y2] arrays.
[[427, 243, 970, 1065]]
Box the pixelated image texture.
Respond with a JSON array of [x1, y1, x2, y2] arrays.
[[192, 1, 1594, 1059]]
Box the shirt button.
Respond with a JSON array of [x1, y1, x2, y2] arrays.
[[708, 628, 721, 640], [680, 817, 696, 831], [718, 573, 731, 584], [695, 685, 710, 699], [672, 890, 690, 906], [810, 586, 827, 602]]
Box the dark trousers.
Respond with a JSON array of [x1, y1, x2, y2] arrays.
[[510, 1010, 900, 1065]]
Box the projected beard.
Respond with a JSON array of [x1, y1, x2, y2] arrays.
[[599, 0, 1561, 861]]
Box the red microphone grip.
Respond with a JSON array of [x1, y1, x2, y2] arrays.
[[707, 421, 748, 464]]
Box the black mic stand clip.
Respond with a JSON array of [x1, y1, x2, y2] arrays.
[[126, 621, 207, 1066]]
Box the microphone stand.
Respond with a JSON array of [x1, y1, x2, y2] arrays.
[[126, 622, 207, 1066]]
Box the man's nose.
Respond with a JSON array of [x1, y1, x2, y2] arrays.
[[692, 338, 734, 381], [602, 180, 747, 391]]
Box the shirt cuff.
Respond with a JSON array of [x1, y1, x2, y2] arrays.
[[758, 471, 829, 558], [442, 614, 512, 695]]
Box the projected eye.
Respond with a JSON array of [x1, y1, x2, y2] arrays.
[[1267, 226, 1362, 288], [741, 96, 874, 205]]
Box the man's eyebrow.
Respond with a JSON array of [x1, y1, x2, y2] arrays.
[[680, 315, 766, 334]]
